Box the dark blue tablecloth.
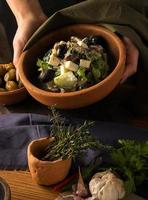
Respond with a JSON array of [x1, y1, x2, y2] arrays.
[[0, 113, 147, 170], [0, 113, 50, 170]]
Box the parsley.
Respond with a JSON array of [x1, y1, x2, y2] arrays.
[[111, 139, 148, 193], [36, 58, 53, 70]]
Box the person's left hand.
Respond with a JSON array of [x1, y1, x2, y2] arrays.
[[120, 36, 139, 83]]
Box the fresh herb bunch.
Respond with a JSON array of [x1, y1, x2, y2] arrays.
[[42, 107, 101, 161], [111, 139, 148, 194], [60, 139, 148, 194]]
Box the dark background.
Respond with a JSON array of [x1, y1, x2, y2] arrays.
[[0, 0, 80, 50]]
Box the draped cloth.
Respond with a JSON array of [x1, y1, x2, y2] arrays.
[[0, 113, 50, 170], [0, 113, 147, 170], [24, 0, 148, 115]]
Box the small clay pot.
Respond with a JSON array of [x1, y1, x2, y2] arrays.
[[27, 137, 72, 186]]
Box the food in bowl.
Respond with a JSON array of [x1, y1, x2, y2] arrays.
[[0, 63, 23, 92], [36, 36, 110, 92], [18, 24, 125, 109]]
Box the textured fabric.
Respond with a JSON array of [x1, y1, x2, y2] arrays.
[[0, 113, 50, 170], [0, 113, 147, 170]]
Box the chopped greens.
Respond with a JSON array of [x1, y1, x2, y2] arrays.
[[36, 59, 52, 70], [36, 36, 110, 92]]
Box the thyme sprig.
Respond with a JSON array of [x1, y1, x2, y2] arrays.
[[41, 107, 101, 161]]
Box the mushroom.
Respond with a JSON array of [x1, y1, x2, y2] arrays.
[[89, 170, 125, 200]]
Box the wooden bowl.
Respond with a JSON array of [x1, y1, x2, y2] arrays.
[[0, 64, 28, 105], [18, 24, 126, 109]]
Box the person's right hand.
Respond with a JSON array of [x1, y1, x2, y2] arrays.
[[13, 14, 47, 66]]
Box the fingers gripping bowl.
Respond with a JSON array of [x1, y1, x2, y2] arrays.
[[18, 24, 126, 109]]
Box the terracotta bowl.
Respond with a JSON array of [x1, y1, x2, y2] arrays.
[[0, 87, 27, 105], [0, 64, 28, 105], [27, 137, 72, 186], [18, 24, 126, 109]]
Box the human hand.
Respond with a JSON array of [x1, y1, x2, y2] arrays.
[[120, 36, 139, 83], [13, 15, 47, 66], [6, 0, 47, 67]]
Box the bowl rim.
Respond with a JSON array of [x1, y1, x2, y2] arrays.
[[0, 86, 26, 96], [28, 137, 71, 163], [19, 24, 126, 97]]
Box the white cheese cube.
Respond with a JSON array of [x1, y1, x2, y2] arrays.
[[48, 54, 60, 67], [77, 40, 88, 48], [52, 48, 57, 55], [64, 61, 79, 72], [80, 59, 91, 69], [60, 65, 68, 75]]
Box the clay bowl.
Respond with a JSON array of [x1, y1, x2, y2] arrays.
[[27, 137, 72, 186], [0, 64, 27, 105], [18, 24, 126, 109], [0, 87, 27, 105]]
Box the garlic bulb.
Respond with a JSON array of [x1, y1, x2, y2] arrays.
[[89, 170, 125, 200]]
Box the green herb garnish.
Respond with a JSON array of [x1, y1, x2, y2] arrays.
[[41, 107, 101, 161], [36, 58, 53, 70], [111, 139, 148, 193]]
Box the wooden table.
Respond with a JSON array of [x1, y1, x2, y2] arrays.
[[0, 171, 145, 200], [0, 171, 58, 200]]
